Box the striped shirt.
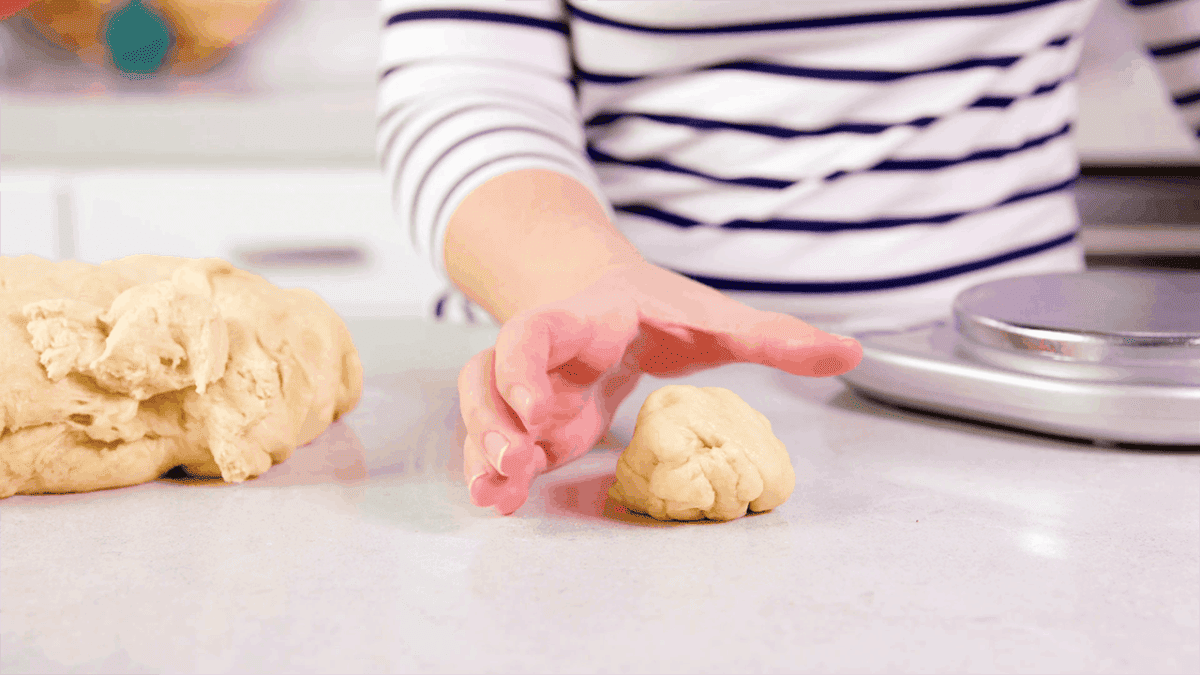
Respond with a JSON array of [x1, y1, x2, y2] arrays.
[[377, 0, 1200, 332]]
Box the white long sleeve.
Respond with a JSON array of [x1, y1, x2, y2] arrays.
[[377, 1, 1146, 332], [377, 0, 613, 290]]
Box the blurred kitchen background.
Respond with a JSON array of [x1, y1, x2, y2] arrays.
[[1, 0, 1198, 321]]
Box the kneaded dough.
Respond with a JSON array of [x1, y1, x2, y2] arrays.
[[608, 385, 795, 521], [1, 255, 363, 498]]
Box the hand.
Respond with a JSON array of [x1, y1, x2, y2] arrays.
[[457, 260, 863, 515]]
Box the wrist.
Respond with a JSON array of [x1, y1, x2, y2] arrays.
[[444, 168, 645, 323]]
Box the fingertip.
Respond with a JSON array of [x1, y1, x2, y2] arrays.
[[470, 470, 506, 508], [493, 487, 528, 516], [829, 332, 861, 348], [481, 430, 512, 477], [844, 341, 864, 369], [770, 334, 861, 377], [810, 339, 863, 377], [468, 471, 489, 505], [809, 355, 851, 377], [832, 334, 864, 370], [487, 436, 535, 476], [476, 466, 538, 515]]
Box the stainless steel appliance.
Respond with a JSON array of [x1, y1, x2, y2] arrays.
[[839, 271, 1200, 445]]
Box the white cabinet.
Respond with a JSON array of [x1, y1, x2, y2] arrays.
[[71, 169, 441, 318], [0, 172, 61, 259]]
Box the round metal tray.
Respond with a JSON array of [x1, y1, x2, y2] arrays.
[[953, 271, 1200, 368], [839, 270, 1200, 445]]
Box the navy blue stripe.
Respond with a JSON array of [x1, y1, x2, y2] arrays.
[[615, 204, 701, 228], [968, 76, 1066, 107], [669, 230, 1077, 293], [1125, 0, 1185, 8], [868, 122, 1071, 172], [588, 146, 794, 189], [706, 56, 1019, 83], [1148, 36, 1200, 58], [434, 292, 447, 319], [1175, 89, 1200, 106], [1030, 79, 1065, 96], [576, 55, 1019, 85], [584, 75, 1065, 138], [376, 64, 578, 87], [970, 95, 1016, 108], [586, 111, 936, 138], [592, 124, 1071, 189], [576, 38, 1068, 87], [615, 176, 1076, 232], [386, 9, 567, 34], [568, 0, 1067, 34], [574, 71, 640, 85]]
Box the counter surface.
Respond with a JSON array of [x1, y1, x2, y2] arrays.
[[3, 318, 1197, 674]]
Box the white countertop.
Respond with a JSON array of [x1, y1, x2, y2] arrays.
[[2, 318, 1197, 674]]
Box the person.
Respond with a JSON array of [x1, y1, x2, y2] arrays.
[[377, 0, 1200, 515], [4, 1, 1196, 516]]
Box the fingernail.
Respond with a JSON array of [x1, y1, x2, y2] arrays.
[[468, 471, 488, 492], [483, 431, 510, 471], [467, 471, 489, 506], [508, 384, 533, 421]]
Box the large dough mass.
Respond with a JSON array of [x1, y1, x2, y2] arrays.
[[1, 255, 363, 498], [608, 385, 795, 521]]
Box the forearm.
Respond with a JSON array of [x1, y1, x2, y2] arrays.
[[444, 168, 646, 323]]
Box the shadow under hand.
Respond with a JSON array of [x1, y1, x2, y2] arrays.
[[543, 471, 688, 527], [539, 447, 766, 528]]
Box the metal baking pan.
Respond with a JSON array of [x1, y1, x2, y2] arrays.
[[838, 270, 1200, 445]]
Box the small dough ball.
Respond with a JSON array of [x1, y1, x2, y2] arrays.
[[608, 385, 795, 521]]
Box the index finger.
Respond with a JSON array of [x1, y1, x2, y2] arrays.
[[719, 312, 863, 377]]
